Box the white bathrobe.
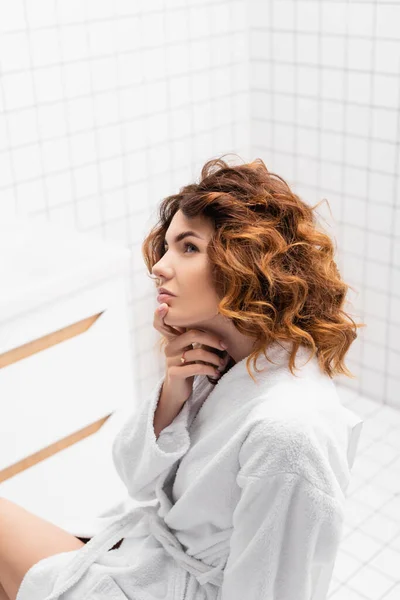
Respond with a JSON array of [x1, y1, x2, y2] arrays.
[[16, 341, 363, 600]]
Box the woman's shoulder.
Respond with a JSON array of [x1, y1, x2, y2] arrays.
[[237, 376, 353, 499]]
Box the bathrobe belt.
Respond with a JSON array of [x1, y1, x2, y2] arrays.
[[42, 505, 225, 600]]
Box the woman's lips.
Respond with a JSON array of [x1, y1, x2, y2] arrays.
[[157, 293, 175, 302]]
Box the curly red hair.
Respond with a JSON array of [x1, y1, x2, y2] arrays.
[[142, 154, 365, 384]]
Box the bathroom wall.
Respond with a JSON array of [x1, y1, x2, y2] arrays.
[[0, 0, 250, 397], [250, 0, 400, 409], [2, 0, 397, 409]]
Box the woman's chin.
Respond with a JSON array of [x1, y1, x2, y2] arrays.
[[163, 314, 189, 333]]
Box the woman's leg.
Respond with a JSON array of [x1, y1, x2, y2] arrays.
[[0, 583, 9, 600], [0, 497, 85, 600]]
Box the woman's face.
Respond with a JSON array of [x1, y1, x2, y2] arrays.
[[152, 209, 221, 328]]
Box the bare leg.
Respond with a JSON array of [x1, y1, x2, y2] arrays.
[[0, 583, 10, 600], [0, 497, 85, 600]]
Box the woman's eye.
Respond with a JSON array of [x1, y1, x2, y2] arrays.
[[162, 242, 198, 254], [183, 242, 198, 253]]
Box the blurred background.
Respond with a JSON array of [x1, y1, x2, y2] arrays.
[[0, 1, 400, 599]]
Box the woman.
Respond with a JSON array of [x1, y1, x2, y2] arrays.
[[8, 155, 364, 600]]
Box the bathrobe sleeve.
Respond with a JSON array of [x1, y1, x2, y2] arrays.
[[111, 375, 192, 503], [220, 472, 344, 599], [220, 418, 347, 599]]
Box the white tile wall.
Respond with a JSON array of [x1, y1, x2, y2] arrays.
[[250, 0, 400, 410], [327, 388, 400, 600], [0, 0, 250, 399], [1, 0, 398, 410]]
